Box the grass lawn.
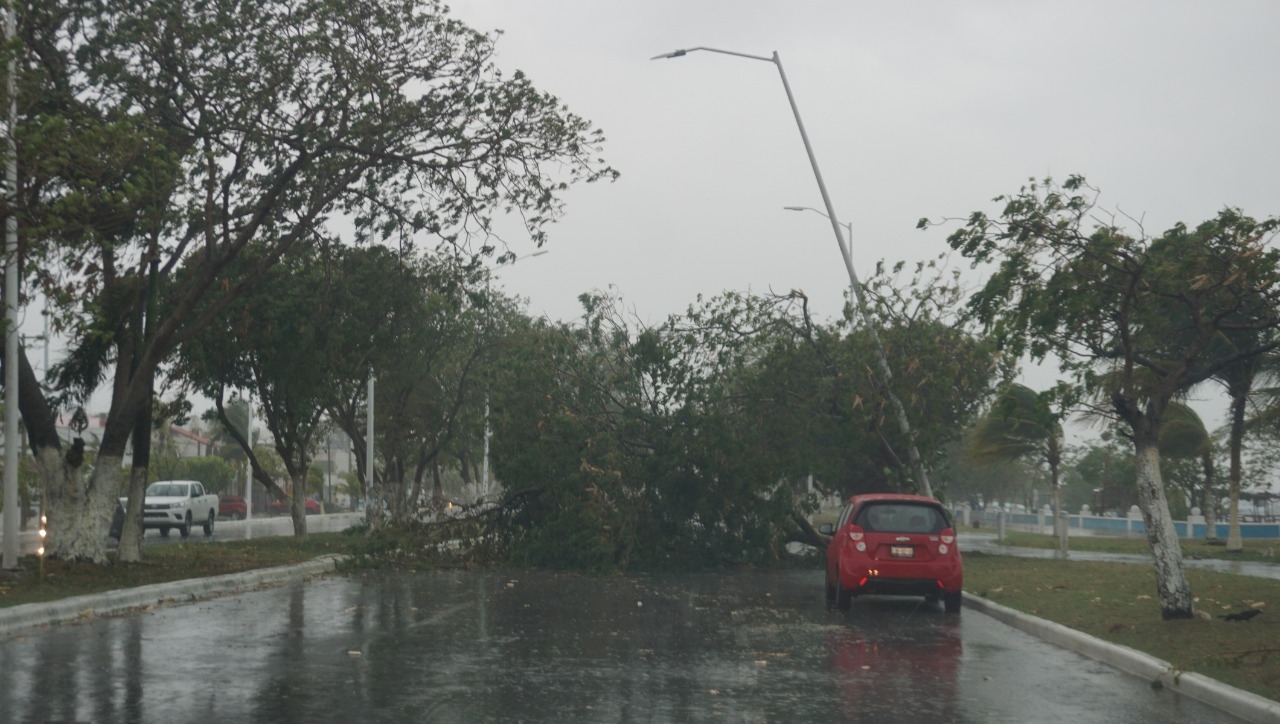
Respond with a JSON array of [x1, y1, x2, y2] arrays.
[[965, 552, 1280, 702], [0, 533, 356, 609]]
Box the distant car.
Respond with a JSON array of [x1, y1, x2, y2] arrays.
[[267, 498, 321, 516], [125, 480, 219, 538], [820, 494, 963, 614], [220, 495, 247, 520]]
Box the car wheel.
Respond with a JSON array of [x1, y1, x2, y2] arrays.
[[203, 511, 215, 536], [232, 512, 244, 521], [944, 590, 962, 614], [835, 571, 853, 612], [159, 527, 170, 537], [180, 513, 192, 538], [825, 574, 836, 609]]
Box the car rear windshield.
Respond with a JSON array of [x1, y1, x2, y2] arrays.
[[147, 483, 187, 497], [854, 502, 949, 534]]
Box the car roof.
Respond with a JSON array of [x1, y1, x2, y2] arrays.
[[843, 493, 945, 506]]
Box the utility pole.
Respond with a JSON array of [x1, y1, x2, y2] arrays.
[[3, 4, 21, 569]]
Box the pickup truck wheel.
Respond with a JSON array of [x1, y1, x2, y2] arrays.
[[203, 511, 215, 536], [179, 512, 192, 538]]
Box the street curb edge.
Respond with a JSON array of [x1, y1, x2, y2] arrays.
[[963, 592, 1280, 724], [0, 555, 347, 637]]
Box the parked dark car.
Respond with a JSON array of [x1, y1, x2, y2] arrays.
[[820, 494, 963, 613], [267, 498, 321, 516], [219, 495, 248, 520]]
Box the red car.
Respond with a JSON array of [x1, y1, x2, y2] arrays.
[[219, 495, 247, 520], [820, 494, 963, 613], [267, 498, 321, 516]]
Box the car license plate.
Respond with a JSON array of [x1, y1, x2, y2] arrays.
[[890, 545, 914, 558]]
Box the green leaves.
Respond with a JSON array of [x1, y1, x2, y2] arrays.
[[935, 177, 1280, 429]]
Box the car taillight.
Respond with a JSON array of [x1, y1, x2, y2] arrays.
[[938, 528, 956, 554], [847, 525, 867, 551]]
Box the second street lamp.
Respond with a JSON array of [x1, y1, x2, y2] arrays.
[[481, 250, 548, 500], [654, 46, 933, 497]]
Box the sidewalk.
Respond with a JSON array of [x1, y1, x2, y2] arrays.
[[959, 530, 1280, 581]]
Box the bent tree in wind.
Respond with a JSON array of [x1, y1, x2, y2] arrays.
[[13, 0, 616, 564], [925, 175, 1280, 619]]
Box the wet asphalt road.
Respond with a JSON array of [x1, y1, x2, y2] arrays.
[[0, 569, 1239, 723]]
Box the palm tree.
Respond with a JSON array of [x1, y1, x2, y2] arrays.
[[1159, 401, 1216, 540], [1209, 330, 1280, 551], [969, 383, 1067, 554]]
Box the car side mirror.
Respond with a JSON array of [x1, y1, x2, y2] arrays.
[[818, 523, 834, 535]]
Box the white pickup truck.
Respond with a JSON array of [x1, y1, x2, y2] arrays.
[[129, 480, 220, 538]]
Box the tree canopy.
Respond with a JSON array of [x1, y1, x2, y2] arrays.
[[928, 175, 1280, 618], [9, 0, 616, 563]]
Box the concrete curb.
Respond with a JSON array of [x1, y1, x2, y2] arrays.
[[0, 555, 347, 637], [964, 592, 1280, 724]]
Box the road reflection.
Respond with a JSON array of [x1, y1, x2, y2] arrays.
[[829, 598, 962, 721]]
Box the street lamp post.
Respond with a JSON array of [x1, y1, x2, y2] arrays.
[[2, 4, 19, 569], [481, 250, 548, 500], [654, 46, 933, 497]]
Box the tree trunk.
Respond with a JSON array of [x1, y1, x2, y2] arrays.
[[25, 339, 143, 564], [1202, 451, 1217, 541], [1132, 439, 1195, 619], [118, 393, 155, 563], [42, 448, 121, 565], [116, 465, 149, 563], [1047, 435, 1065, 558], [289, 470, 308, 539], [1226, 388, 1246, 551], [432, 458, 443, 507]]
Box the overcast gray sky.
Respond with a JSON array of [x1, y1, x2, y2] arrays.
[[457, 0, 1278, 323], [49, 2, 1280, 451], [450, 0, 1280, 439]]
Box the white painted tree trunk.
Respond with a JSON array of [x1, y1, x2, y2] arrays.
[[1132, 441, 1195, 619], [39, 448, 119, 565], [117, 464, 151, 563]]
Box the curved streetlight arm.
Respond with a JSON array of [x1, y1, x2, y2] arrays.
[[784, 206, 852, 266], [654, 48, 850, 270], [652, 47, 773, 63]]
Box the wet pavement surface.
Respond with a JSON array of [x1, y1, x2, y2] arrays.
[[0, 569, 1241, 723]]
